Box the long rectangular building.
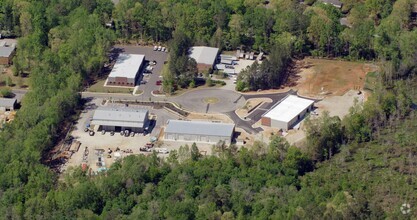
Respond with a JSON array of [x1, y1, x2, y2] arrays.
[[91, 106, 149, 133], [164, 120, 235, 144], [261, 95, 314, 131], [106, 53, 145, 87]]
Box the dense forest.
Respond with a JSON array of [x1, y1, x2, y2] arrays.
[[0, 0, 417, 218]]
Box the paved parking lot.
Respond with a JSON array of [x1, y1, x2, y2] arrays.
[[114, 45, 168, 98]]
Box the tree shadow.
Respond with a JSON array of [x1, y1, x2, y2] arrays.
[[282, 59, 314, 88]]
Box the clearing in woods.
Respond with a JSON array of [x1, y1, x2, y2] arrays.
[[290, 58, 378, 97]]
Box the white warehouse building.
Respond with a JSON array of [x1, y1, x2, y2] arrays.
[[106, 53, 145, 87], [261, 95, 314, 131], [164, 120, 235, 144]]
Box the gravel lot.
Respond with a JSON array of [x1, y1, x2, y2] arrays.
[[63, 98, 178, 173]]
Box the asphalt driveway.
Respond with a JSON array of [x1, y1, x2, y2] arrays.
[[113, 45, 168, 98]]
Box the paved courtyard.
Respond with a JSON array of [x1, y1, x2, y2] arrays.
[[171, 88, 246, 113]]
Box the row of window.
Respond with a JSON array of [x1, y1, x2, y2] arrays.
[[108, 81, 134, 86]]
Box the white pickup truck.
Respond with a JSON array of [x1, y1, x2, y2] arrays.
[[154, 148, 169, 154]]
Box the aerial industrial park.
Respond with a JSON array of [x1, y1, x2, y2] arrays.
[[0, 39, 373, 174], [4, 42, 366, 174], [1, 0, 416, 218]]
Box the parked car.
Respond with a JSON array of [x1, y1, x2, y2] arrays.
[[161, 47, 166, 52], [139, 147, 152, 152], [124, 130, 130, 137], [101, 130, 106, 135], [130, 132, 135, 137], [158, 46, 162, 51], [110, 131, 115, 136], [156, 80, 162, 85], [153, 45, 158, 51], [158, 148, 169, 154]]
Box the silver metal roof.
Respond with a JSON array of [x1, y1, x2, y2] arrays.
[[0, 45, 15, 58], [92, 106, 148, 128], [0, 98, 16, 107], [165, 120, 235, 137], [188, 46, 219, 65]]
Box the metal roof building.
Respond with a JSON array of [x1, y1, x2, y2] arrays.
[[164, 120, 235, 144], [106, 53, 145, 87], [91, 106, 149, 133], [0, 98, 17, 111], [0, 42, 16, 65], [261, 95, 314, 131], [188, 46, 219, 72]]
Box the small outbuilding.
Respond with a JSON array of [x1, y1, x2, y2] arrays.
[[164, 120, 235, 144], [91, 106, 149, 133], [188, 46, 219, 73], [318, 0, 343, 8], [106, 53, 145, 87], [261, 95, 314, 131], [0, 98, 16, 111], [219, 54, 237, 65], [0, 41, 16, 65]]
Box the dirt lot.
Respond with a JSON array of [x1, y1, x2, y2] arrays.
[[186, 112, 234, 123], [315, 89, 364, 119], [291, 58, 378, 98], [61, 99, 178, 174]]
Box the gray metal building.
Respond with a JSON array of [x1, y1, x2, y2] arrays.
[[164, 120, 235, 144], [91, 106, 149, 133], [0, 98, 16, 111]]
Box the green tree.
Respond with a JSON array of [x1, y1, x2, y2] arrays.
[[304, 111, 344, 161], [190, 143, 201, 161]]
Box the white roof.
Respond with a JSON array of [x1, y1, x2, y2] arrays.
[[0, 98, 16, 107], [263, 95, 314, 123], [0, 41, 16, 58], [188, 46, 219, 65], [109, 54, 145, 79]]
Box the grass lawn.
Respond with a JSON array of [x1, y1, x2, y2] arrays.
[[168, 83, 225, 97], [87, 78, 133, 93], [0, 65, 30, 89], [364, 71, 379, 92]]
